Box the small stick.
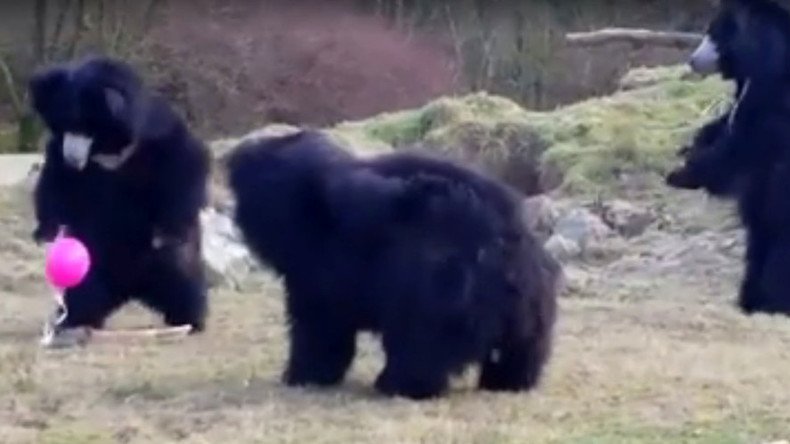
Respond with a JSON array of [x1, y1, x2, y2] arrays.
[[89, 325, 193, 342], [40, 325, 192, 348]]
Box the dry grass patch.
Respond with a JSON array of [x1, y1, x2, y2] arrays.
[[1, 197, 789, 444]]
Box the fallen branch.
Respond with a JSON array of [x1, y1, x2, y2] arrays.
[[566, 28, 703, 49], [41, 325, 193, 348], [90, 325, 193, 342]]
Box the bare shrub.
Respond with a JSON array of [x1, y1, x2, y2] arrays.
[[144, 0, 461, 137]]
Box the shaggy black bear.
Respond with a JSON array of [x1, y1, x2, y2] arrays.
[[666, 0, 790, 314], [227, 130, 561, 400], [30, 56, 211, 339]]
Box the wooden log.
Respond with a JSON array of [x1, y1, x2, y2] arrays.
[[566, 28, 704, 49]]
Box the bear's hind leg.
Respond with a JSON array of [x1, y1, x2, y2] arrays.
[[283, 316, 357, 387], [738, 230, 771, 314], [478, 331, 550, 393], [58, 270, 126, 330], [375, 326, 457, 400], [756, 237, 790, 315], [140, 249, 207, 332]]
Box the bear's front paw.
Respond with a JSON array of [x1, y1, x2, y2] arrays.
[[665, 168, 700, 190], [32, 224, 59, 245]]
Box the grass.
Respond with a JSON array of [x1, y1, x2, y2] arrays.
[[1, 187, 790, 443], [1, 268, 789, 443]]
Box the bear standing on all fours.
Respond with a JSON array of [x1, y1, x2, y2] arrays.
[[226, 130, 561, 400], [666, 0, 790, 315], [29, 56, 212, 341]]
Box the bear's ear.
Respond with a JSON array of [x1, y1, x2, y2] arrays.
[[28, 67, 69, 114], [103, 87, 127, 118]]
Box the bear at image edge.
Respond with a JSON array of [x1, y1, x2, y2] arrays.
[[666, 0, 790, 315]]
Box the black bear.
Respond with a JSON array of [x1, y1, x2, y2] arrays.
[[226, 130, 561, 400], [666, 114, 747, 197], [29, 56, 211, 341], [666, 0, 790, 315], [667, 0, 790, 196]]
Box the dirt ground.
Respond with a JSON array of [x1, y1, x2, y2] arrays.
[[0, 180, 789, 444]]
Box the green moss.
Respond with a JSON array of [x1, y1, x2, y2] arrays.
[[535, 73, 729, 193], [212, 65, 732, 195], [335, 93, 533, 145], [332, 93, 556, 192], [335, 109, 430, 147], [330, 65, 731, 195]]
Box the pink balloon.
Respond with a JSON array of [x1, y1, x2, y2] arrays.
[[45, 236, 91, 289]]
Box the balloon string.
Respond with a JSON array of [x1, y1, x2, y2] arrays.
[[40, 226, 72, 346], [41, 290, 68, 346], [53, 292, 68, 327], [49, 224, 71, 328]]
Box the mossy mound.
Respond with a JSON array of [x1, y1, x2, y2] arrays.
[[534, 70, 730, 193], [333, 93, 557, 195], [332, 65, 731, 196], [209, 64, 732, 197]]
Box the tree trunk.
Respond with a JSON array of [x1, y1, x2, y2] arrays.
[[34, 0, 48, 62]]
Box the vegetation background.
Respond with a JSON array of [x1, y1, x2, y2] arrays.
[[1, 0, 711, 150]]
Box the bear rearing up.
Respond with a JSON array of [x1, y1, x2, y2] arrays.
[[29, 56, 211, 341]]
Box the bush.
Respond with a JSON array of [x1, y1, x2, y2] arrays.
[[143, 1, 460, 137]]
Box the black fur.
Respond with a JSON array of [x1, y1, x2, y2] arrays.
[[705, 0, 790, 83], [227, 130, 560, 400], [668, 0, 790, 192], [30, 56, 210, 331], [666, 0, 790, 315]]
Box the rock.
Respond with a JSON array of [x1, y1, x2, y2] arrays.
[[544, 234, 582, 262], [521, 195, 559, 240], [559, 265, 596, 297], [598, 199, 654, 238], [0, 154, 43, 189], [553, 208, 612, 252], [545, 206, 627, 263], [200, 207, 255, 289], [209, 180, 235, 215]]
